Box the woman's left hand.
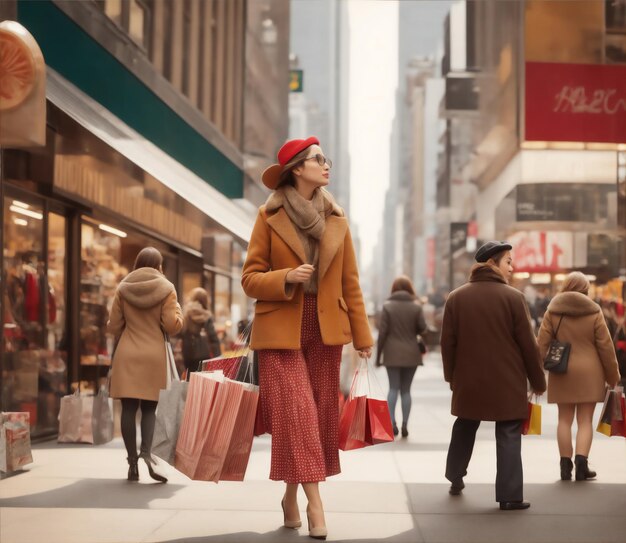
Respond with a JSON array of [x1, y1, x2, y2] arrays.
[[357, 347, 373, 359]]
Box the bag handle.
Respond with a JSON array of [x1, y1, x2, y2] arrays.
[[553, 315, 565, 340], [163, 331, 180, 383]]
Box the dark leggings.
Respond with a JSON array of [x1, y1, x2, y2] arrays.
[[386, 366, 417, 427], [120, 398, 158, 460]]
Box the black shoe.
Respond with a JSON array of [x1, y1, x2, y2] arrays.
[[127, 457, 139, 482], [392, 424, 399, 437], [560, 457, 573, 481], [140, 453, 168, 483], [499, 501, 530, 511], [401, 425, 408, 438], [449, 479, 465, 496], [574, 454, 596, 481]]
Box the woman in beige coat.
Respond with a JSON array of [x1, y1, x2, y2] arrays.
[[537, 272, 620, 481], [108, 247, 183, 482]]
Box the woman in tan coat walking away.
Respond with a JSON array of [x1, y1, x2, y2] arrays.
[[108, 247, 184, 482], [537, 272, 620, 481]]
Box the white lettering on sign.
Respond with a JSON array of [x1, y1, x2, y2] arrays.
[[553, 86, 626, 115], [509, 231, 573, 272]]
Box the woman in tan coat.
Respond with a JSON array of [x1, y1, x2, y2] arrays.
[[242, 136, 373, 540], [108, 247, 183, 482], [537, 272, 620, 481]]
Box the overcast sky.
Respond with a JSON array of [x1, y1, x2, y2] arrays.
[[348, 0, 399, 268]]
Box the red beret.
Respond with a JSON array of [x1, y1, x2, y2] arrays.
[[262, 136, 320, 189]]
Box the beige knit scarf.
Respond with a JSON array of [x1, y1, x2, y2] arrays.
[[275, 186, 333, 293]]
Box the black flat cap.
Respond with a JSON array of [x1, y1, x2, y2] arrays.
[[474, 241, 512, 263]]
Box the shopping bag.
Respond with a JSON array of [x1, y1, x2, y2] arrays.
[[200, 356, 241, 379], [153, 380, 189, 465], [522, 397, 542, 435], [92, 385, 113, 445], [253, 402, 267, 437], [338, 395, 367, 450], [220, 382, 259, 481], [58, 390, 94, 444], [610, 394, 626, 437], [175, 372, 222, 479], [0, 412, 33, 472], [175, 372, 244, 481], [596, 389, 621, 437], [364, 398, 394, 445]]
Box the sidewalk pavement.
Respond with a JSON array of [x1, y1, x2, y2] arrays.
[[2, 354, 626, 543]]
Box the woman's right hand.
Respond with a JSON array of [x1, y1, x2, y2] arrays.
[[286, 264, 315, 284]]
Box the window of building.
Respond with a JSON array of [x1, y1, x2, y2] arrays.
[[99, 0, 152, 51], [2, 197, 68, 437], [606, 0, 626, 63]]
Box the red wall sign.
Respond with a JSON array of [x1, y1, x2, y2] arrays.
[[525, 62, 626, 144]]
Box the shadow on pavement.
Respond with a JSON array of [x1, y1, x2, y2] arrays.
[[0, 478, 184, 509]]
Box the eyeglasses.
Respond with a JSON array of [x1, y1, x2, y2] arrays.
[[304, 154, 333, 168]]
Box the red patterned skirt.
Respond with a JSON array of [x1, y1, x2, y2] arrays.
[[258, 294, 343, 483]]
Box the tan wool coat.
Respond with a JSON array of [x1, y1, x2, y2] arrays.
[[441, 264, 546, 421], [537, 292, 620, 404], [108, 267, 184, 401], [242, 195, 373, 351]]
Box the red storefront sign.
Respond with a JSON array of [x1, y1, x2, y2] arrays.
[[509, 231, 573, 273], [525, 62, 626, 144]]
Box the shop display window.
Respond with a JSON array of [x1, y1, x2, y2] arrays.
[[80, 220, 128, 372], [2, 197, 68, 436]]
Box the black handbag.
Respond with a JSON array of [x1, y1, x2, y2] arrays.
[[543, 315, 570, 373]]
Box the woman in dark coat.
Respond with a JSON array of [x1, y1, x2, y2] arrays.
[[181, 287, 222, 378], [441, 241, 546, 511], [376, 276, 427, 437]]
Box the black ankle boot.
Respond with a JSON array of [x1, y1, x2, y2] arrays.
[[401, 425, 408, 438], [140, 452, 168, 483], [560, 457, 573, 480], [392, 424, 399, 437], [127, 457, 139, 482], [574, 454, 596, 481]]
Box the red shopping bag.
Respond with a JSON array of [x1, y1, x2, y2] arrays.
[[610, 395, 626, 437], [339, 395, 367, 450], [200, 356, 241, 379], [364, 398, 394, 445], [253, 402, 266, 437], [175, 373, 221, 479], [220, 383, 259, 481], [522, 399, 542, 435]]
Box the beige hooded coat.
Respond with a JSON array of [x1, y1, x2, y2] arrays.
[[537, 291, 620, 404], [107, 267, 184, 401]]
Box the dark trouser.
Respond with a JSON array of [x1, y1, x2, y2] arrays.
[[385, 366, 417, 427], [445, 417, 524, 503], [121, 398, 158, 460]]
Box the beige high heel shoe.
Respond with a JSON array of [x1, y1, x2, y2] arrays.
[[281, 498, 302, 529], [306, 509, 328, 540]]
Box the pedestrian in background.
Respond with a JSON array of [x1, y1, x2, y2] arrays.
[[242, 136, 373, 540], [537, 272, 620, 482], [441, 241, 546, 511], [181, 287, 221, 379], [108, 247, 184, 483], [376, 275, 427, 438]]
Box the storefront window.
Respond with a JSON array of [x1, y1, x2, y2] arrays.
[[80, 220, 128, 377], [2, 197, 66, 436]]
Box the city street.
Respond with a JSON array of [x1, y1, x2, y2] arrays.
[[2, 353, 626, 543]]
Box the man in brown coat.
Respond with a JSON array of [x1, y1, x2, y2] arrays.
[[441, 241, 546, 511]]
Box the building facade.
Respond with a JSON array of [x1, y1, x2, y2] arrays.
[[0, 0, 290, 438], [438, 0, 626, 300]]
